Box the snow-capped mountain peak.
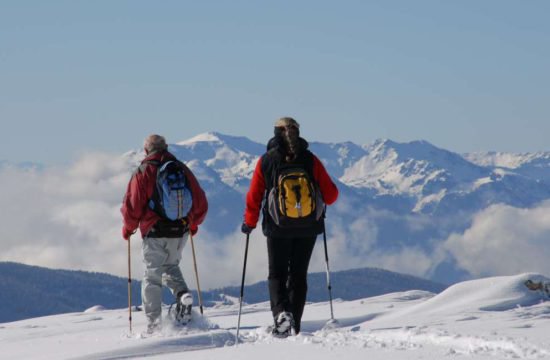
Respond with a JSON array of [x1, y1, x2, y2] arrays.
[[176, 131, 265, 155], [176, 131, 224, 145], [142, 133, 550, 216], [339, 138, 489, 206], [464, 151, 550, 169], [169, 132, 262, 192], [120, 133, 550, 255]]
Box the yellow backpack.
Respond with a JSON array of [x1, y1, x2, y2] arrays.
[[267, 167, 324, 228]]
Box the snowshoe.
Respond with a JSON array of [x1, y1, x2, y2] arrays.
[[271, 326, 291, 338], [145, 321, 161, 335], [173, 292, 193, 325], [270, 311, 294, 338]]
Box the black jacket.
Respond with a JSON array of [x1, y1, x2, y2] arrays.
[[260, 136, 324, 238]]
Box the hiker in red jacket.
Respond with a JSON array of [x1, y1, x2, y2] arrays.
[[121, 134, 208, 334], [242, 117, 339, 337]]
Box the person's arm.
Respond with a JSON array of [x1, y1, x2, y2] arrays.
[[184, 164, 208, 235], [120, 171, 148, 239], [313, 155, 338, 205], [244, 157, 266, 228]]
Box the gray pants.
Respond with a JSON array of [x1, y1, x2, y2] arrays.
[[141, 236, 189, 324]]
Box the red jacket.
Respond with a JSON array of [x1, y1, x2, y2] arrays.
[[244, 154, 338, 228], [121, 151, 208, 238]]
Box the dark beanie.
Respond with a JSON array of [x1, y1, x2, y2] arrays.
[[274, 117, 300, 128], [274, 117, 300, 137]]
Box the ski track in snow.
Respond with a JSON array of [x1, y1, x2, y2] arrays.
[[240, 320, 550, 359], [71, 331, 235, 360], [306, 327, 550, 359]]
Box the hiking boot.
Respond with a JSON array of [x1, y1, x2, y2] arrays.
[[146, 320, 161, 335], [175, 291, 193, 324], [272, 311, 294, 338]]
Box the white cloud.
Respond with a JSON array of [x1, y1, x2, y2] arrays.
[[442, 201, 550, 277], [0, 154, 268, 290], [0, 153, 133, 278], [307, 206, 438, 279]]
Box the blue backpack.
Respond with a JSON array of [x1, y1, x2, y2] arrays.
[[147, 160, 193, 221]]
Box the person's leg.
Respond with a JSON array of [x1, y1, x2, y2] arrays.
[[141, 237, 168, 326], [267, 236, 292, 318], [163, 236, 189, 297], [288, 236, 317, 334]]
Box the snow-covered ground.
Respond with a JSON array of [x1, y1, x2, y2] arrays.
[[2, 273, 550, 360]]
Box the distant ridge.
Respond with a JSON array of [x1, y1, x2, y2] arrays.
[[0, 262, 446, 323], [207, 267, 447, 305]]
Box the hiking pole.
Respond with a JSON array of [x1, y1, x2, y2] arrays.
[[127, 236, 133, 335], [322, 217, 339, 328], [236, 233, 250, 346], [189, 231, 204, 315]]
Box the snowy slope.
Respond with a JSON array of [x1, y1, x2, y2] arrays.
[[340, 139, 486, 192], [2, 273, 550, 360], [464, 151, 550, 170], [173, 132, 264, 192], [465, 151, 550, 185]]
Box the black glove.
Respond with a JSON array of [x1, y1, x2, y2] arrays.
[[241, 222, 255, 235], [181, 217, 191, 234]]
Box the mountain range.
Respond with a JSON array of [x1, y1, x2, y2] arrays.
[[3, 133, 549, 286], [122, 133, 550, 283]]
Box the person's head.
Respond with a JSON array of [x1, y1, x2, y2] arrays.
[[274, 117, 301, 161], [143, 134, 168, 154], [274, 117, 300, 137]]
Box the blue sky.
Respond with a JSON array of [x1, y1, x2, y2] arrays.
[[1, 1, 549, 164]]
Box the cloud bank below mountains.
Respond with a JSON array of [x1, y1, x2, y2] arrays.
[[1, 151, 549, 289], [442, 201, 550, 278], [0, 153, 280, 288]]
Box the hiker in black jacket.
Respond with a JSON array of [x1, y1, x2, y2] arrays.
[[242, 117, 339, 337]]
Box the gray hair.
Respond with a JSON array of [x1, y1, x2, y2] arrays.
[[143, 134, 168, 153]]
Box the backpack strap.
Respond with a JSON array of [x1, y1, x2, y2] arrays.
[[138, 159, 161, 174], [261, 152, 279, 193]]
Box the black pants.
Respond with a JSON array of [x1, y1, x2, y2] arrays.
[[267, 235, 317, 334]]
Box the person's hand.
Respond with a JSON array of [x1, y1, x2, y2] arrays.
[[241, 222, 255, 235], [122, 227, 134, 241], [181, 217, 190, 233]]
